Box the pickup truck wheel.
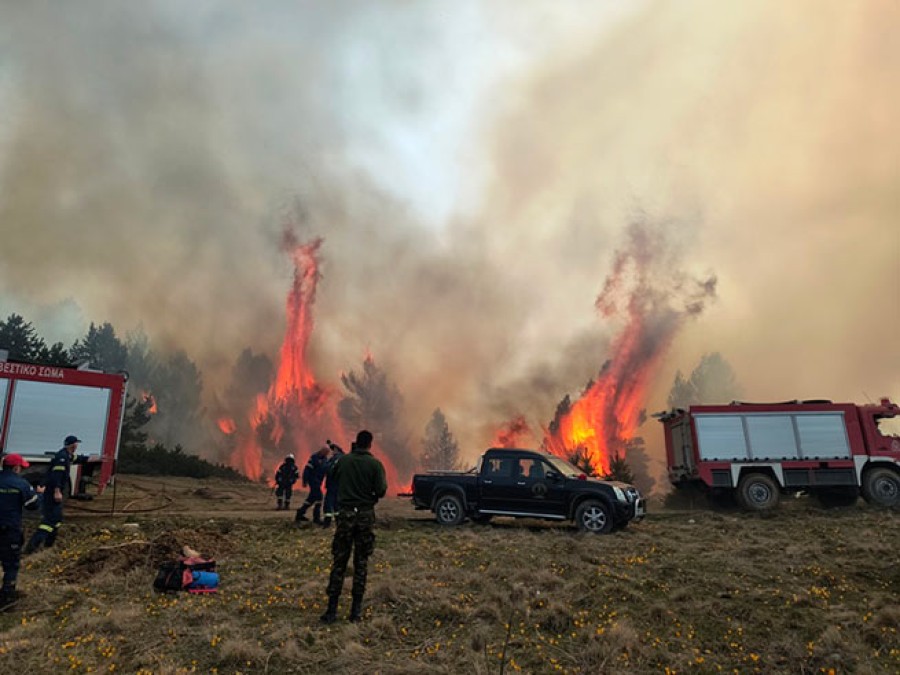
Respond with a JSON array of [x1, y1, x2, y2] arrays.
[[434, 494, 465, 526], [861, 467, 900, 508], [737, 473, 780, 512], [575, 500, 613, 534]]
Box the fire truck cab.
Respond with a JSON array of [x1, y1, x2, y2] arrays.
[[0, 356, 128, 497], [658, 398, 900, 511]]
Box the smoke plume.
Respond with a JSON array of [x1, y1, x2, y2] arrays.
[[1, 2, 896, 475]]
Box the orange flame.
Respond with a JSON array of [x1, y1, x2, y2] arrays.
[[223, 232, 404, 490], [141, 391, 158, 415], [492, 415, 532, 448], [542, 222, 716, 477], [217, 417, 236, 434]]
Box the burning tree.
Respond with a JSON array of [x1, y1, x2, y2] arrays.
[[221, 232, 344, 481], [420, 408, 461, 471], [604, 453, 636, 484], [542, 219, 717, 480]]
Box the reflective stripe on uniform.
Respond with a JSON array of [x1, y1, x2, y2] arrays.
[[52, 466, 67, 471], [38, 523, 56, 533]]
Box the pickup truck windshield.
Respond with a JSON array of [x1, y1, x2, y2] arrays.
[[546, 456, 584, 477]]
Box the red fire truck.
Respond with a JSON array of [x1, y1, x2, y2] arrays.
[[0, 359, 128, 497], [658, 398, 900, 511]]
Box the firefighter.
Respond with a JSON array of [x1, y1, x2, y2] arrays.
[[0, 454, 42, 609], [320, 430, 387, 624], [274, 454, 299, 511], [24, 435, 87, 553], [294, 446, 329, 524], [320, 440, 345, 528]]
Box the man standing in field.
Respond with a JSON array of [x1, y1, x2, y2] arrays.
[[320, 439, 345, 528], [320, 429, 387, 624], [25, 435, 86, 553], [0, 453, 42, 609]]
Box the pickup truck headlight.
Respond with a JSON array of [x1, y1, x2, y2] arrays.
[[613, 486, 628, 503]]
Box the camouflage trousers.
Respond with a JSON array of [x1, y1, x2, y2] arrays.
[[325, 507, 376, 600]]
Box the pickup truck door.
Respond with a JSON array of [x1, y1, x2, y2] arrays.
[[480, 456, 567, 517], [478, 455, 520, 512], [511, 458, 567, 516]]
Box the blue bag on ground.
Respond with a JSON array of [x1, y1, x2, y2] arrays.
[[189, 570, 219, 589]]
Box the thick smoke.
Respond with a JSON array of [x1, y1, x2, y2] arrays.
[[1, 2, 897, 472]]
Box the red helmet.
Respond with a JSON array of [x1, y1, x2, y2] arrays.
[[2, 454, 30, 468]]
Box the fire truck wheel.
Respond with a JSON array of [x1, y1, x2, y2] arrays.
[[861, 467, 900, 508], [737, 473, 780, 512], [434, 494, 465, 526], [575, 500, 614, 534]]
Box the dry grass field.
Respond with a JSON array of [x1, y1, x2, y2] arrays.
[[0, 476, 897, 674]]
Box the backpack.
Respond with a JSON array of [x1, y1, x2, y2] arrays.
[[153, 561, 185, 592]]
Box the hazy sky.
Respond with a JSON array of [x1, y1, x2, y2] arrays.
[[1, 1, 897, 463]]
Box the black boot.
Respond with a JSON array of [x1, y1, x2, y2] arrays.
[[276, 499, 284, 511], [23, 532, 42, 555], [348, 594, 364, 623], [295, 504, 309, 522], [321, 516, 332, 528], [320, 595, 339, 624], [312, 504, 322, 525]]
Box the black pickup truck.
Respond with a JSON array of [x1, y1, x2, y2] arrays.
[[411, 448, 645, 533]]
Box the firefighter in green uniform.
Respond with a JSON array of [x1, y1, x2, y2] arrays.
[[320, 429, 387, 624]]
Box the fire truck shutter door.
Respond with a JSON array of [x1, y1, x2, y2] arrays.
[[5, 381, 110, 457]]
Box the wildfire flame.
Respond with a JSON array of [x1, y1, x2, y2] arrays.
[[222, 230, 404, 490], [141, 391, 158, 415], [492, 415, 531, 448], [217, 417, 236, 434], [542, 222, 716, 476]]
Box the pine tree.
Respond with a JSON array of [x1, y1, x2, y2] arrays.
[[37, 342, 71, 366], [70, 322, 128, 371], [567, 446, 594, 475], [667, 352, 742, 408], [0, 313, 48, 362], [421, 408, 460, 471], [120, 395, 154, 454], [338, 355, 414, 478], [604, 453, 635, 484], [624, 436, 656, 494], [151, 350, 205, 449]]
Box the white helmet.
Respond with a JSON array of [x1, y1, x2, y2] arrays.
[[287, 453, 295, 460]]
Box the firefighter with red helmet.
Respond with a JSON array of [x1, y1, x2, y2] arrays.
[[0, 454, 42, 609]]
